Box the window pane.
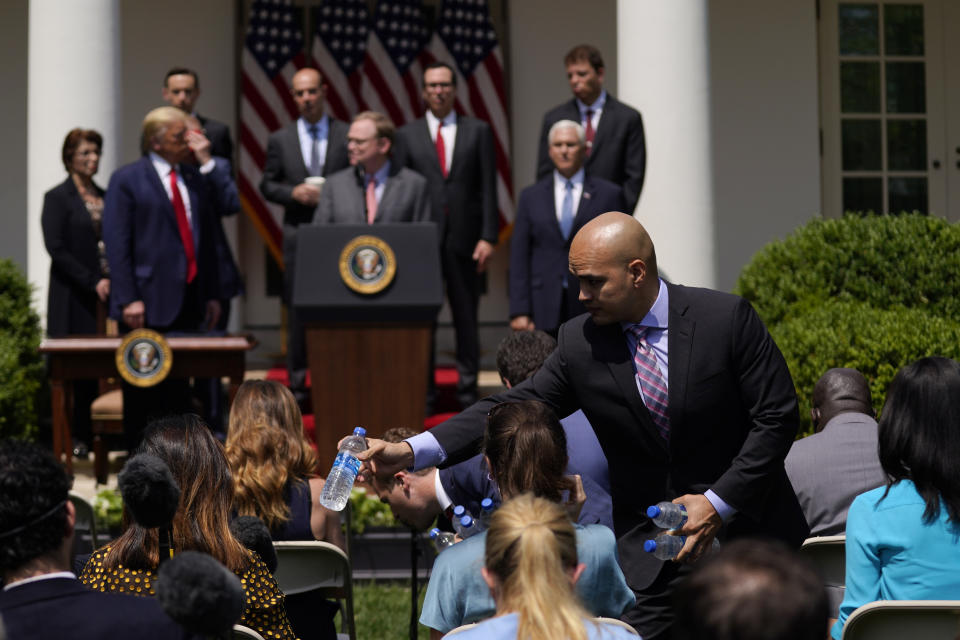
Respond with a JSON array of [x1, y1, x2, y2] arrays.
[[839, 4, 880, 55], [886, 62, 926, 113], [842, 119, 882, 170], [885, 4, 924, 56], [842, 62, 881, 112], [887, 119, 927, 170], [888, 177, 928, 213], [843, 177, 883, 213]]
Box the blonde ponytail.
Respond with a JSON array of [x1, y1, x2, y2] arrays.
[[485, 494, 588, 640]]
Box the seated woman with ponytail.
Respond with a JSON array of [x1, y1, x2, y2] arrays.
[[455, 493, 638, 640], [419, 400, 634, 637]]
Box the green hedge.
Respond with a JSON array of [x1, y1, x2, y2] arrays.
[[735, 214, 960, 328], [0, 259, 43, 440], [770, 301, 960, 435]]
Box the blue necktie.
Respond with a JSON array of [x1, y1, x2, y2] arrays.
[[308, 124, 321, 176], [560, 179, 574, 240]]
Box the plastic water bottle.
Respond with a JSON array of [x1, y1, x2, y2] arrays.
[[477, 498, 496, 531], [457, 515, 479, 539], [646, 502, 687, 529], [318, 427, 367, 511], [429, 528, 457, 553], [451, 505, 467, 525], [643, 533, 719, 560]]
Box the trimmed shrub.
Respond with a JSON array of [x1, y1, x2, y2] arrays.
[[0, 259, 44, 439], [771, 300, 960, 436], [735, 214, 960, 328]]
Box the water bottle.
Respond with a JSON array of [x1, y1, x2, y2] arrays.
[[643, 533, 719, 561], [457, 515, 479, 539], [477, 498, 496, 531], [318, 427, 367, 511], [429, 528, 457, 553], [646, 502, 687, 529]]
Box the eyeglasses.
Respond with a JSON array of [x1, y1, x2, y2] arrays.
[[347, 136, 378, 146]]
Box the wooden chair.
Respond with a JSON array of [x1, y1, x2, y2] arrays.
[[842, 600, 960, 639], [799, 534, 846, 617], [90, 388, 123, 485], [272, 541, 356, 640]]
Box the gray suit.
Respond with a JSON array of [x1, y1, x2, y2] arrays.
[[784, 412, 886, 536], [314, 164, 431, 225]]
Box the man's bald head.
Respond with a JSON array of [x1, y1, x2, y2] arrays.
[[568, 212, 660, 325], [290, 68, 326, 123], [811, 368, 874, 431]]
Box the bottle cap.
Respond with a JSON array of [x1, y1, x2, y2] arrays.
[[646, 505, 661, 519], [643, 540, 657, 552], [460, 515, 474, 528], [430, 528, 440, 539], [481, 498, 494, 510], [353, 426, 367, 436], [453, 505, 466, 517]]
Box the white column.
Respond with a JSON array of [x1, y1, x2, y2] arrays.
[[27, 0, 120, 330], [617, 0, 715, 288]]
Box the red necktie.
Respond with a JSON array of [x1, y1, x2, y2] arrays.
[[169, 167, 197, 284], [435, 122, 448, 178], [630, 326, 670, 440], [584, 108, 595, 157]]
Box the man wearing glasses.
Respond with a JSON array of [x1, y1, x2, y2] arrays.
[[395, 62, 499, 412], [313, 111, 430, 225]]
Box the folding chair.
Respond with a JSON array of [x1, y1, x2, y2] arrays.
[[272, 541, 355, 640], [799, 534, 846, 617], [842, 600, 960, 639], [69, 492, 101, 552], [442, 622, 478, 637], [593, 617, 640, 636], [232, 624, 266, 639]]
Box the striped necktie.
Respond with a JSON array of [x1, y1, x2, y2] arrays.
[[630, 326, 670, 439]]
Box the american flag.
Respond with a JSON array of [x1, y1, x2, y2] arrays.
[[310, 0, 369, 122], [239, 0, 306, 265]]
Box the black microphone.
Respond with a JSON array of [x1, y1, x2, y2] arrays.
[[155, 550, 244, 640], [230, 515, 278, 573], [118, 453, 180, 564]]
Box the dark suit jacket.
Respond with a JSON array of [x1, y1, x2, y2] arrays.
[[197, 114, 233, 163], [313, 164, 431, 224], [40, 177, 106, 336], [394, 116, 498, 255], [536, 95, 646, 212], [509, 174, 624, 331], [0, 577, 196, 640], [104, 156, 230, 328], [260, 118, 350, 227], [427, 283, 808, 588], [209, 156, 243, 300]]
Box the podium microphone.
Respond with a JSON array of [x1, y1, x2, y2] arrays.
[[118, 453, 180, 565]]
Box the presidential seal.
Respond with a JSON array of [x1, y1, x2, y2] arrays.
[[116, 329, 173, 387], [339, 235, 397, 295]]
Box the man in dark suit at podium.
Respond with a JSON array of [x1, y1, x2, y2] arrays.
[[395, 62, 499, 409], [161, 67, 233, 162], [510, 119, 624, 335]]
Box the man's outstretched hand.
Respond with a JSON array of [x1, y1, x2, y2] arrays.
[[349, 437, 416, 483], [672, 493, 722, 563]]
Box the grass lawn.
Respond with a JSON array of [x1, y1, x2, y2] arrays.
[[342, 580, 432, 639]]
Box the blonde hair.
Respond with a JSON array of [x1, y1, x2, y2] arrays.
[[225, 380, 319, 531], [484, 494, 589, 640], [141, 106, 186, 154]]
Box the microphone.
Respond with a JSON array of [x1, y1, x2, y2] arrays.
[[118, 453, 180, 564], [230, 515, 278, 573], [155, 550, 244, 639]]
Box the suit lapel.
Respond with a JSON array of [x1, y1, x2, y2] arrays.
[[448, 117, 468, 180], [142, 158, 180, 236], [286, 124, 309, 177], [378, 173, 398, 222], [588, 96, 615, 162], [666, 283, 694, 437]]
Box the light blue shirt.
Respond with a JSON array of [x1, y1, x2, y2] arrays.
[[553, 168, 585, 225], [365, 160, 391, 206], [452, 612, 640, 640], [297, 115, 329, 174], [576, 89, 608, 132]]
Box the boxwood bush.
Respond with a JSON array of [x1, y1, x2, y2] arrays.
[[0, 259, 44, 439]]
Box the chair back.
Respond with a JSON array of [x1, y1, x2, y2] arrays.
[[842, 600, 960, 639], [593, 617, 640, 636], [69, 492, 101, 550], [799, 535, 846, 617], [232, 624, 267, 640], [443, 622, 478, 637], [273, 541, 355, 640]]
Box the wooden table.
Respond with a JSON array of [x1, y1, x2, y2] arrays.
[[39, 335, 255, 472]]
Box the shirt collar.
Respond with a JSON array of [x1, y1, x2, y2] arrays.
[[3, 571, 76, 591], [367, 159, 391, 186], [577, 89, 607, 115], [149, 152, 176, 177], [299, 114, 329, 136], [553, 167, 585, 188], [433, 469, 453, 512], [622, 278, 669, 334], [426, 110, 457, 128]]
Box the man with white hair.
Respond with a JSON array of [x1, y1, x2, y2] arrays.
[[509, 119, 623, 335]]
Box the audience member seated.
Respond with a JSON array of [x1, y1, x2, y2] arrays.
[[225, 379, 342, 640], [451, 494, 639, 640], [832, 357, 960, 638], [79, 415, 298, 639], [673, 538, 828, 640], [0, 439, 194, 640], [785, 367, 885, 535], [419, 400, 634, 637]]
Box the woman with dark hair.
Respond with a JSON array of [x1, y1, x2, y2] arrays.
[[79, 415, 297, 639], [831, 357, 960, 638], [41, 128, 109, 457], [225, 380, 343, 546], [455, 494, 637, 640], [419, 400, 634, 637]]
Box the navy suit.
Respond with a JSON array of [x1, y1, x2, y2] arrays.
[[536, 95, 646, 213], [0, 577, 196, 640], [509, 174, 624, 332]]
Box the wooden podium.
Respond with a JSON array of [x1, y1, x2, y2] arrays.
[[293, 224, 442, 465]]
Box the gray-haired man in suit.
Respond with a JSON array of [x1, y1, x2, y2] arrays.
[[314, 111, 430, 225], [785, 368, 886, 536]]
